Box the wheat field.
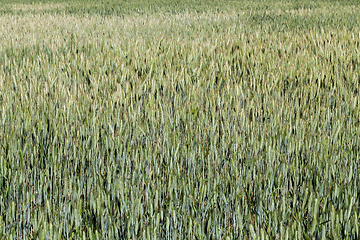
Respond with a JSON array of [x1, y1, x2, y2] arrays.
[[0, 1, 360, 239]]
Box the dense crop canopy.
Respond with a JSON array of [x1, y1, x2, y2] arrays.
[[0, 1, 360, 239]]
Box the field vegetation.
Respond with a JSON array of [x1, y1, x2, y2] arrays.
[[0, 0, 360, 239]]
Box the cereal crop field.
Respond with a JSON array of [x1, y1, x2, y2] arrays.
[[0, 0, 360, 239]]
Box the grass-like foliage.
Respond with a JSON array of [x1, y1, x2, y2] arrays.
[[0, 0, 360, 239]]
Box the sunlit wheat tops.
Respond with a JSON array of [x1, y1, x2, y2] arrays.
[[0, 0, 360, 239]]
